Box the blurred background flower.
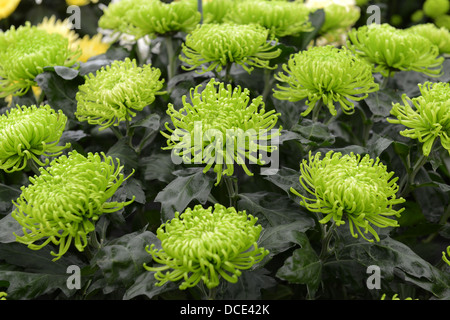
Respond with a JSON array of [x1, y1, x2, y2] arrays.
[[0, 0, 21, 20], [180, 23, 281, 75]]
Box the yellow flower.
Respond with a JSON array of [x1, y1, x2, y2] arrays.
[[0, 0, 20, 20], [37, 15, 80, 51], [76, 34, 110, 63], [66, 0, 98, 6]]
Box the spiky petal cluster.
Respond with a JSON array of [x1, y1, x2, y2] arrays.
[[291, 151, 405, 242], [0, 105, 70, 173], [12, 151, 134, 261], [273, 45, 379, 117], [180, 23, 281, 74], [224, 0, 312, 38], [144, 203, 269, 290], [0, 22, 80, 97], [443, 245, 450, 266], [98, 0, 201, 39], [407, 23, 450, 55], [388, 82, 450, 156], [75, 58, 164, 130], [347, 23, 444, 78], [162, 78, 281, 185]]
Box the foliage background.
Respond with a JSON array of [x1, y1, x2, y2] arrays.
[[0, 0, 449, 301]]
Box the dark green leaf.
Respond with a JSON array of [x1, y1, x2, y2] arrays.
[[276, 232, 322, 298], [35, 71, 83, 119], [237, 191, 314, 228], [154, 168, 215, 220], [218, 268, 277, 300], [106, 138, 139, 171], [92, 230, 159, 290], [0, 213, 23, 243], [142, 152, 176, 183]]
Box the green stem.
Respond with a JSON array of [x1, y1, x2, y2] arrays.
[[110, 126, 124, 140], [165, 36, 176, 83], [262, 69, 274, 101], [224, 62, 232, 85], [399, 151, 429, 198], [311, 100, 323, 122], [380, 70, 392, 90], [28, 159, 41, 176], [223, 175, 238, 207], [319, 222, 336, 261]]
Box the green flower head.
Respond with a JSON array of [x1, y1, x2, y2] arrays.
[[75, 58, 165, 130], [162, 78, 281, 185], [0, 292, 6, 300], [180, 23, 281, 74], [99, 0, 201, 39], [144, 203, 269, 290], [273, 45, 379, 117], [0, 105, 70, 173], [423, 0, 449, 19], [387, 82, 450, 156], [0, 22, 80, 97], [435, 14, 450, 29], [347, 23, 444, 78], [201, 0, 234, 23], [12, 151, 134, 261], [291, 151, 405, 242], [407, 23, 450, 55], [224, 0, 312, 38], [320, 4, 360, 35]]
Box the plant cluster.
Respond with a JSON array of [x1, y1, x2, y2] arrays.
[[0, 0, 449, 302]]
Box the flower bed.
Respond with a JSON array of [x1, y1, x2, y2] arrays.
[[0, 0, 449, 301]]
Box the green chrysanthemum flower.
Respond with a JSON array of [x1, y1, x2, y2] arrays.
[[387, 82, 450, 156], [12, 151, 134, 261], [347, 23, 444, 78], [407, 23, 450, 55], [99, 0, 200, 39], [180, 23, 281, 74], [291, 151, 405, 242], [162, 78, 281, 185], [144, 203, 269, 290], [75, 58, 165, 130], [0, 105, 70, 173], [0, 22, 80, 97], [224, 0, 312, 38], [97, 0, 138, 36], [435, 14, 450, 29], [201, 0, 234, 23], [423, 0, 449, 19], [320, 4, 360, 35], [273, 45, 379, 118]]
